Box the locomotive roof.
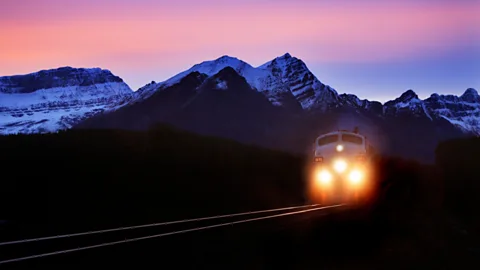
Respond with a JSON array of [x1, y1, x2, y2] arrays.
[[316, 130, 366, 139]]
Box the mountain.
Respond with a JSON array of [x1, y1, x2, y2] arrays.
[[129, 54, 477, 161], [135, 53, 339, 112], [366, 88, 480, 135], [77, 67, 309, 151], [0, 67, 133, 134], [135, 54, 478, 136], [0, 54, 477, 162], [424, 88, 480, 135], [383, 90, 433, 119], [338, 94, 384, 115], [335, 89, 474, 161]]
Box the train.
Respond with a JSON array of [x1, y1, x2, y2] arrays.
[[307, 127, 376, 205]]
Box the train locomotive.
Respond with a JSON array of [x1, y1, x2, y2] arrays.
[[307, 128, 375, 205]]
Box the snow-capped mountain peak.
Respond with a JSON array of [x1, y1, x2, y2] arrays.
[[259, 52, 340, 110], [383, 89, 432, 120], [0, 67, 133, 134], [134, 55, 260, 100], [259, 52, 293, 65], [137, 53, 339, 111], [189, 55, 252, 75], [214, 55, 243, 63], [258, 52, 301, 71]]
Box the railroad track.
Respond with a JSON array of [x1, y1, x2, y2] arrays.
[[0, 203, 346, 266]]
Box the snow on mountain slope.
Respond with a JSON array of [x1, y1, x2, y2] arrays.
[[0, 67, 133, 134], [135, 56, 264, 100], [133, 53, 478, 135], [258, 53, 339, 110], [136, 53, 338, 110], [373, 88, 480, 135], [166, 55, 265, 88], [424, 88, 480, 135], [383, 90, 433, 120], [1, 58, 477, 140]]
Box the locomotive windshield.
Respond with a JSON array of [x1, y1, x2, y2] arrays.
[[317, 135, 339, 146], [341, 134, 363, 145]]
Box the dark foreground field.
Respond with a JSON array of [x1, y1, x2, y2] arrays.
[[0, 125, 479, 269]]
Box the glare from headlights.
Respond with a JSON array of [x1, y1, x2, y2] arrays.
[[349, 170, 363, 184], [333, 159, 347, 173], [336, 144, 344, 152], [317, 170, 332, 184]]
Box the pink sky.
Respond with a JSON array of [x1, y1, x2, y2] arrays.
[[1, 0, 478, 100]]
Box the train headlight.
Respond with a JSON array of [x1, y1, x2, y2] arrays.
[[349, 170, 363, 184], [336, 144, 344, 152], [317, 170, 332, 184], [333, 159, 347, 173]]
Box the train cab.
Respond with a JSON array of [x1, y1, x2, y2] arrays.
[[309, 129, 374, 204]]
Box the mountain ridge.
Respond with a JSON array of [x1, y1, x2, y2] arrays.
[[0, 54, 478, 140], [134, 53, 339, 111], [75, 65, 469, 162], [133, 54, 478, 135]]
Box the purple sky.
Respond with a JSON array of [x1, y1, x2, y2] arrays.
[[1, 0, 479, 102]]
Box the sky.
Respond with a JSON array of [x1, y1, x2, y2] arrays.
[[1, 0, 479, 102]]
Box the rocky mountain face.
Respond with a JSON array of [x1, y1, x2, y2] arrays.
[[134, 54, 479, 137], [335, 88, 480, 135], [338, 94, 384, 116], [383, 90, 432, 119], [424, 88, 480, 135], [0, 67, 133, 134], [77, 67, 304, 151], [134, 53, 338, 112]]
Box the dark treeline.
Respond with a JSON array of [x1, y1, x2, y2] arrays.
[[0, 124, 305, 241], [0, 125, 479, 267], [436, 138, 480, 226], [363, 136, 480, 267]]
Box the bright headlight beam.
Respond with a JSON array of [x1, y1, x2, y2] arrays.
[[333, 159, 347, 173], [336, 145, 344, 152], [349, 170, 363, 184], [318, 170, 332, 184]]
